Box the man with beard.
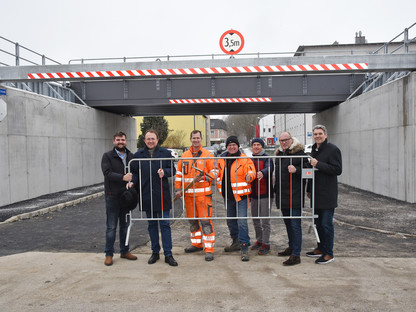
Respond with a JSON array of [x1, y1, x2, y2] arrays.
[[101, 131, 138, 266], [217, 136, 256, 261]]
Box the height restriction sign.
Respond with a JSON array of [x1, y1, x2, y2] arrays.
[[219, 30, 245, 55]]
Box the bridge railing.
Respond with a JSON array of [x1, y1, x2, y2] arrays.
[[124, 154, 318, 245]]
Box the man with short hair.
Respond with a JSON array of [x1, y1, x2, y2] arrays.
[[101, 131, 138, 266], [275, 132, 307, 266], [250, 138, 274, 255], [130, 129, 178, 267], [175, 130, 217, 261], [217, 136, 256, 261], [306, 125, 342, 264]]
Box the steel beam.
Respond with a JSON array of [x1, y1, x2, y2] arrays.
[[70, 74, 365, 115], [0, 54, 415, 82]]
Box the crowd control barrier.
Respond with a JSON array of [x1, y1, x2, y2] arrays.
[[124, 154, 319, 245]]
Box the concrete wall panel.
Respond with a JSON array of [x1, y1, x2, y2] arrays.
[[27, 136, 50, 199], [8, 135, 28, 203], [49, 137, 68, 193], [1, 87, 136, 206], [0, 135, 10, 206], [315, 72, 416, 203]]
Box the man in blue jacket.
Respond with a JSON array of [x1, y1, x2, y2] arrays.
[[306, 125, 342, 264], [101, 131, 138, 266], [130, 130, 178, 266]]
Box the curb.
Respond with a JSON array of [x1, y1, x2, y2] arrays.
[[0, 192, 104, 225]]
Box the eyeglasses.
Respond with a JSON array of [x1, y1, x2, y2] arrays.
[[279, 138, 292, 143]]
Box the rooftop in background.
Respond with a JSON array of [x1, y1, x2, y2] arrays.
[[210, 119, 227, 131]]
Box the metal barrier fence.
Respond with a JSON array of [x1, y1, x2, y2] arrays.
[[125, 154, 319, 245]]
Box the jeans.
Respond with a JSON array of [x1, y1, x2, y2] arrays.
[[146, 210, 172, 257], [226, 197, 250, 245], [282, 208, 302, 256], [315, 208, 335, 257], [251, 198, 271, 245], [105, 196, 129, 257]]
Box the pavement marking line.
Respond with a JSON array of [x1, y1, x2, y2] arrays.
[[0, 192, 104, 225]]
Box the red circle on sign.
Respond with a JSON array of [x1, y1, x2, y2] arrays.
[[219, 30, 245, 55]]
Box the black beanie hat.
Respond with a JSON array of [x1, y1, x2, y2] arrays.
[[251, 138, 265, 148], [226, 136, 239, 147]]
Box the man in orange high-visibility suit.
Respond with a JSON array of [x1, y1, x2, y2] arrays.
[[175, 130, 218, 261]]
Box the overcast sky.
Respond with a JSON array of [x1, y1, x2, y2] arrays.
[[1, 0, 415, 65]]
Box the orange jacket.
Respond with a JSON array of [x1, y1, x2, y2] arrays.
[[216, 153, 256, 201], [175, 147, 217, 196]]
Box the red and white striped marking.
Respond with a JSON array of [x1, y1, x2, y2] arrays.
[[28, 63, 368, 79], [169, 97, 271, 104]]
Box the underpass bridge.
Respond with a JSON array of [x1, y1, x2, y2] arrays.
[[1, 25, 415, 116]]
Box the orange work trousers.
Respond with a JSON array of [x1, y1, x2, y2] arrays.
[[185, 195, 215, 253]]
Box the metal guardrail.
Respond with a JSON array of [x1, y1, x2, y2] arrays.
[[0, 35, 61, 66], [124, 155, 318, 245], [348, 22, 416, 99]]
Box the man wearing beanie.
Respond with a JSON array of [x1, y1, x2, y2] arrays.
[[250, 138, 274, 255], [216, 136, 256, 261]]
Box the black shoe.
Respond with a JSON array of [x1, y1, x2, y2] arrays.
[[283, 255, 301, 266], [224, 238, 241, 252], [148, 253, 160, 264], [165, 255, 178, 266], [315, 254, 334, 264], [306, 248, 323, 258], [278, 247, 292, 257], [205, 252, 214, 261], [184, 246, 203, 253]]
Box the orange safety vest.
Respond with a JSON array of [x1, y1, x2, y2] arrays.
[[175, 147, 217, 196], [216, 153, 256, 201]]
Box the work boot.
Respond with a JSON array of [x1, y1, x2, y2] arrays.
[[184, 246, 203, 253], [258, 244, 270, 255], [205, 252, 214, 261], [224, 238, 241, 252], [250, 241, 262, 250], [104, 256, 113, 266], [241, 243, 250, 262]]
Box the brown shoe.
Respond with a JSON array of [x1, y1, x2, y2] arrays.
[[278, 247, 292, 257], [120, 252, 137, 260], [283, 255, 301, 266], [306, 248, 323, 257], [104, 256, 113, 266]]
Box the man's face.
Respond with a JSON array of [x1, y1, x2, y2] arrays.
[[227, 142, 239, 154], [113, 135, 127, 151], [252, 142, 263, 154], [279, 133, 293, 151], [313, 128, 328, 145], [190, 133, 202, 149], [144, 132, 158, 149]]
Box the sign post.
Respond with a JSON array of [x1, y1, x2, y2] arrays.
[[219, 30, 245, 55]]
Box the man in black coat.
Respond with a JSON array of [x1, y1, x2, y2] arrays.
[[306, 125, 342, 264], [129, 129, 178, 267], [274, 132, 307, 266], [101, 131, 138, 266]]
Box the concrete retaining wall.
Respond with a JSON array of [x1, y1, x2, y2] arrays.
[[0, 87, 136, 206], [314, 72, 416, 203]]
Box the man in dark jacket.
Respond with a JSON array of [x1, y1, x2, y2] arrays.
[[101, 131, 138, 266], [130, 130, 178, 267], [306, 125, 342, 264], [275, 132, 307, 266], [250, 138, 274, 255]]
